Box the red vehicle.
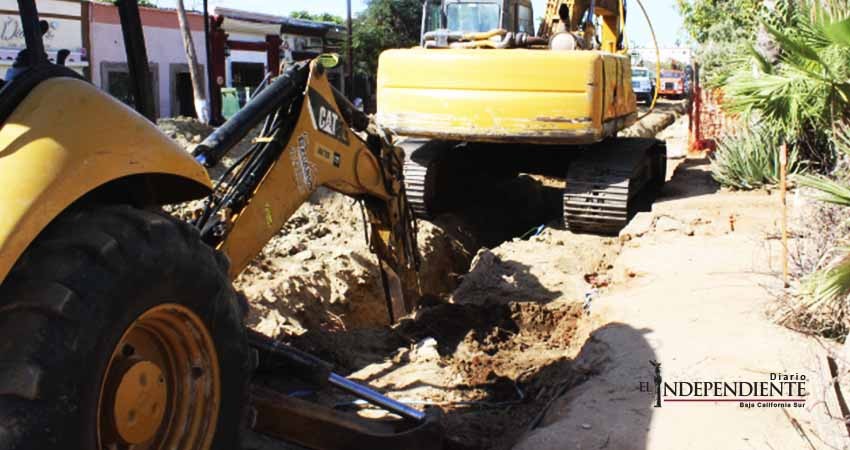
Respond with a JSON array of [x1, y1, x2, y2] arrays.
[[659, 69, 686, 99]]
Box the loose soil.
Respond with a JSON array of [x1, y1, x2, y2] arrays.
[[160, 104, 704, 450]]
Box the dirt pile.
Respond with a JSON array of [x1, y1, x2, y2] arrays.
[[235, 188, 474, 335], [157, 116, 213, 150], [453, 230, 619, 307], [157, 116, 262, 177]]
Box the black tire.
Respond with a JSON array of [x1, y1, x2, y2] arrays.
[[0, 204, 249, 450]]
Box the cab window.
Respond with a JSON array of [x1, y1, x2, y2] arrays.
[[446, 2, 501, 32], [517, 4, 533, 33], [424, 3, 442, 32]]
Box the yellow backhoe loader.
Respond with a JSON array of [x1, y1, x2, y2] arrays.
[[378, 0, 666, 234], [0, 1, 440, 449]]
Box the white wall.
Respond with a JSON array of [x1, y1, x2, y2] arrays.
[[91, 22, 207, 118]]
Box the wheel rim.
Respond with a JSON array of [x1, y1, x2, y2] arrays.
[[97, 304, 221, 450]]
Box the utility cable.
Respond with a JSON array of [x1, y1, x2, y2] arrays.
[[635, 0, 661, 120]]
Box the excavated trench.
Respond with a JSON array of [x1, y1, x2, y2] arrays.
[[237, 165, 640, 450], [237, 172, 623, 450], [161, 101, 685, 450]]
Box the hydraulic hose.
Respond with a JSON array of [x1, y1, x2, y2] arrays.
[[193, 61, 309, 167], [635, 0, 661, 120]]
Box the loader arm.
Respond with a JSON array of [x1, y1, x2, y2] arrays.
[[193, 58, 419, 322]]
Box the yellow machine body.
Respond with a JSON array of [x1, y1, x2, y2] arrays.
[[0, 77, 211, 282], [218, 63, 394, 277], [377, 48, 636, 145]]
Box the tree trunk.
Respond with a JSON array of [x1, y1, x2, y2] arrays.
[[175, 0, 209, 123]]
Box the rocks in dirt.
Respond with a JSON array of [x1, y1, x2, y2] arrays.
[[411, 337, 440, 361], [619, 212, 706, 243]]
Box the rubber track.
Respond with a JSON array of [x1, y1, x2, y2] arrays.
[[564, 139, 664, 234], [563, 165, 632, 234], [403, 157, 432, 219]]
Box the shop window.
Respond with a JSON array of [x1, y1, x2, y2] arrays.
[[231, 62, 265, 106], [100, 62, 159, 117]]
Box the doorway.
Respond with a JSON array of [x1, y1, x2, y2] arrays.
[[175, 72, 196, 117]]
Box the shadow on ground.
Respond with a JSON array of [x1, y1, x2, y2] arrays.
[[513, 322, 658, 450], [657, 156, 720, 202]]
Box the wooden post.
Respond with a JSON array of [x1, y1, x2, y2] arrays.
[[781, 141, 789, 288]]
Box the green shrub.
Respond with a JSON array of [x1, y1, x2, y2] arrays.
[[710, 126, 806, 189]]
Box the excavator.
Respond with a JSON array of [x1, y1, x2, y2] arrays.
[[377, 0, 666, 234], [0, 1, 440, 449]]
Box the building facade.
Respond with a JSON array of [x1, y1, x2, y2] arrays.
[[88, 1, 208, 119], [0, 0, 88, 79], [209, 7, 347, 122], [1, 2, 344, 121]]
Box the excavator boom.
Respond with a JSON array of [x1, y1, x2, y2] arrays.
[[193, 59, 419, 323]]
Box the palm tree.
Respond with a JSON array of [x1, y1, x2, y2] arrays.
[[175, 0, 209, 123], [796, 126, 850, 308], [727, 0, 850, 132], [727, 0, 850, 323]]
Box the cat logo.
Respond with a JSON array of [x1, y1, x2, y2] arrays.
[[308, 88, 349, 145], [318, 106, 339, 136]]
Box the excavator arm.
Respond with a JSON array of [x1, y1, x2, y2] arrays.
[[191, 58, 443, 449], [538, 0, 625, 52], [193, 58, 419, 323]]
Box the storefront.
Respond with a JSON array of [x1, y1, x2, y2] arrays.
[[0, 0, 88, 79], [210, 7, 346, 123]]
